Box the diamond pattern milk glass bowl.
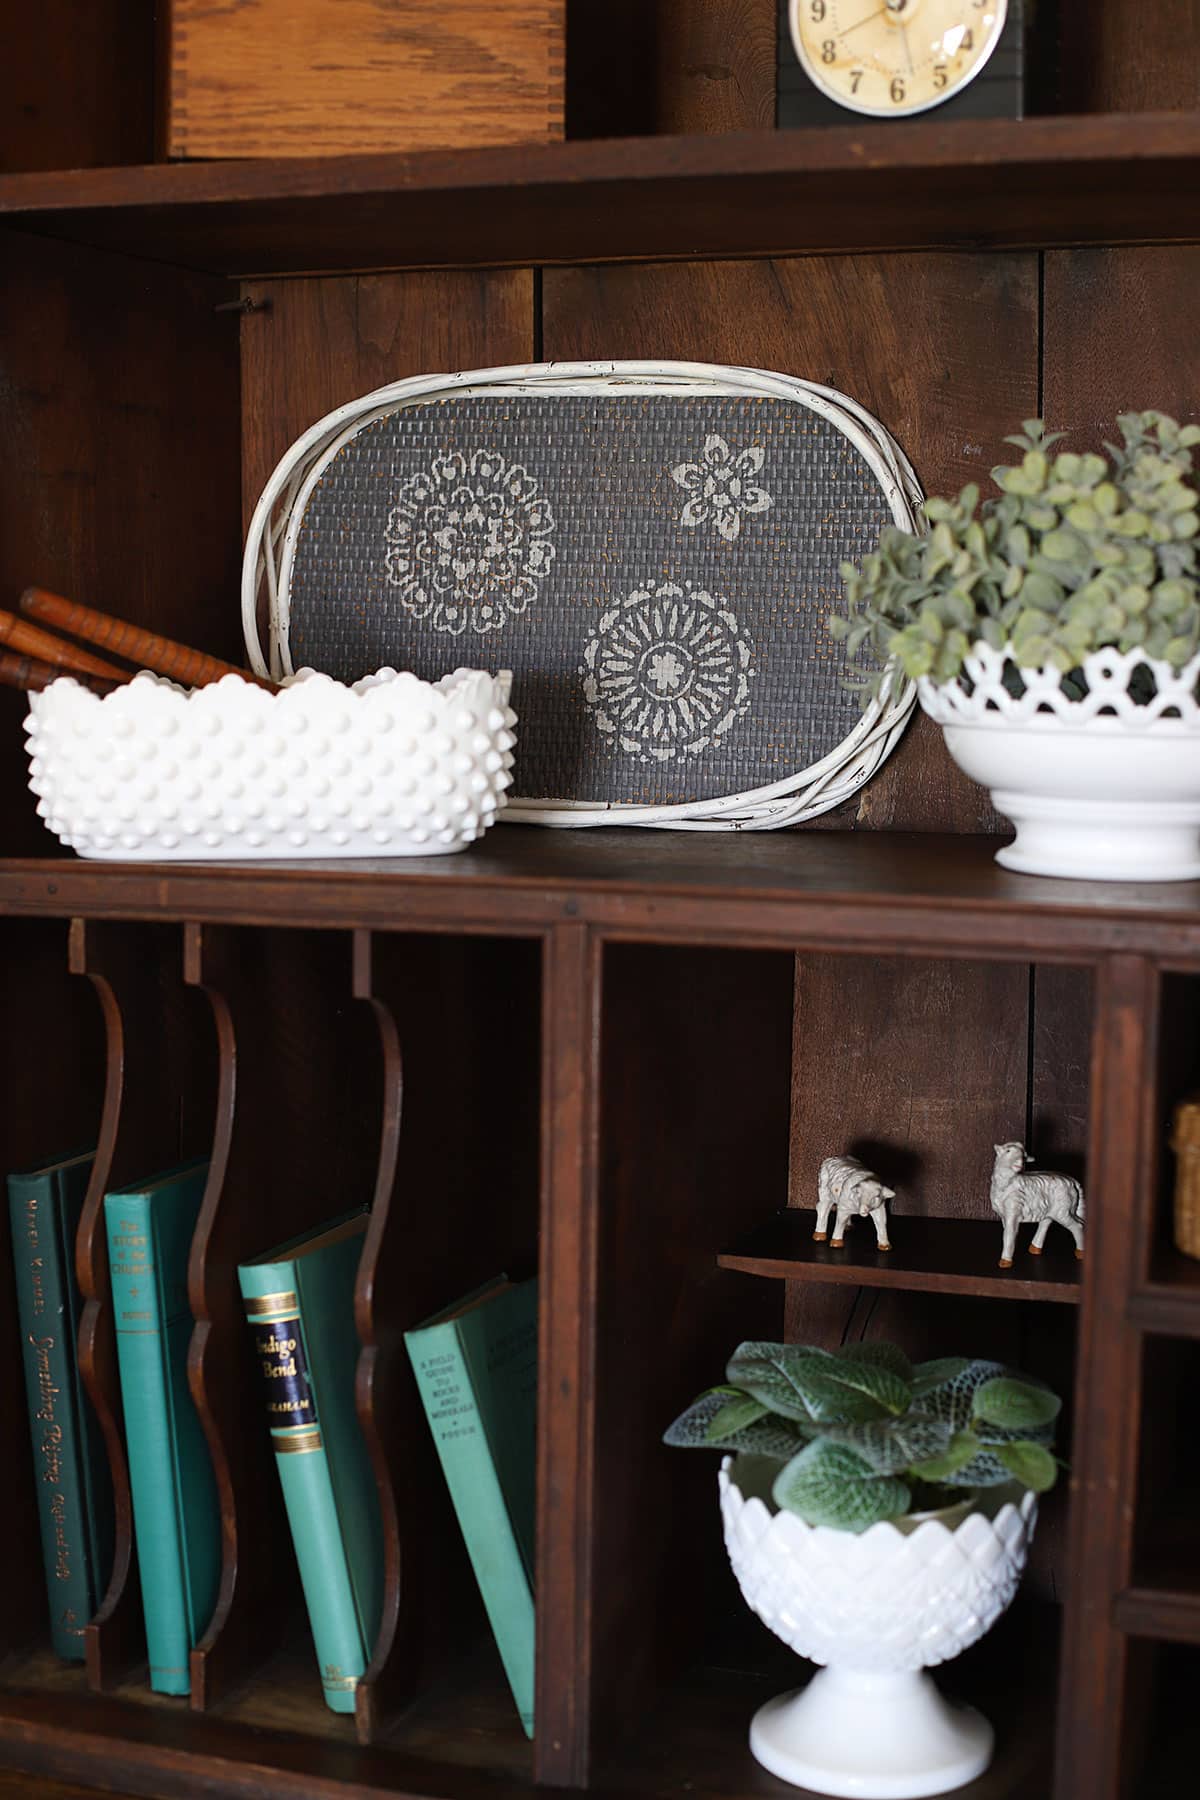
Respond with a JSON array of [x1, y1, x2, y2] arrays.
[[720, 1454, 1038, 1799]]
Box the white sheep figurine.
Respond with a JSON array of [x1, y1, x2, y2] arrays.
[[991, 1141, 1085, 1268], [815, 1154, 894, 1251]]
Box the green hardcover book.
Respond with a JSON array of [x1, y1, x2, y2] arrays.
[[405, 1276, 537, 1737], [105, 1160, 220, 1696], [7, 1149, 114, 1659], [237, 1210, 383, 1715]]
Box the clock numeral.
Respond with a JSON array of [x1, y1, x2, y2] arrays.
[[821, 38, 836, 63], [810, 0, 826, 19], [849, 68, 864, 93], [889, 76, 906, 103], [962, 28, 974, 49], [933, 63, 948, 89]]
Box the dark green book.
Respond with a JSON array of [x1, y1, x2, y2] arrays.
[[405, 1276, 537, 1736], [105, 1160, 221, 1696], [7, 1149, 113, 1660], [238, 1210, 384, 1716]]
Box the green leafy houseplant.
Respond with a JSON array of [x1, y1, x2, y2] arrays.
[[664, 1341, 1061, 1534], [832, 411, 1200, 700]]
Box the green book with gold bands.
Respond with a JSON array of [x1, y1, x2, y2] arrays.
[[237, 1210, 383, 1715], [8, 1148, 113, 1659]]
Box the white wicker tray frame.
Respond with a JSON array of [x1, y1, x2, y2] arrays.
[[241, 360, 923, 831]]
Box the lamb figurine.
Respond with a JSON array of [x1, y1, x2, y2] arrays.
[[991, 1141, 1085, 1268], [815, 1155, 894, 1252]]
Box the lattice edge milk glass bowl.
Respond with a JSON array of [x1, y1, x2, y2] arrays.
[[24, 666, 517, 861]]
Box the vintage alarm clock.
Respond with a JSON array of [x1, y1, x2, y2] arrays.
[[778, 0, 1027, 125]]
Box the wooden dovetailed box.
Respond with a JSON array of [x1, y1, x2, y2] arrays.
[[160, 0, 565, 161]]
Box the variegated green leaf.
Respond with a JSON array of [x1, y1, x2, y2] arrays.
[[996, 1440, 1059, 1493], [772, 1440, 911, 1533], [972, 1376, 1062, 1433]]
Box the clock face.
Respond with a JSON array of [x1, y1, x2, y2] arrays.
[[789, 0, 1009, 118]]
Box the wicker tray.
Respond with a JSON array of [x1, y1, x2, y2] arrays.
[[242, 362, 922, 830]]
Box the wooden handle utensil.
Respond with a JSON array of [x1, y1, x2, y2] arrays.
[[0, 611, 129, 682], [0, 652, 119, 695], [19, 588, 275, 690]]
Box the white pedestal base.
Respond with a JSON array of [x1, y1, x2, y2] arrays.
[[748, 1666, 994, 1799], [991, 791, 1200, 882]]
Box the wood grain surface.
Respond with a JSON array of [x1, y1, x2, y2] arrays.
[[3, 114, 1200, 279], [162, 0, 564, 160], [0, 6, 154, 173], [0, 231, 240, 857], [239, 270, 534, 534]]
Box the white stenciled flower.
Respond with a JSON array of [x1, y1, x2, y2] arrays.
[[582, 580, 754, 764], [383, 449, 556, 636], [671, 435, 772, 542]]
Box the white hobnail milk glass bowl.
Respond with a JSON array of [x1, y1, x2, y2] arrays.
[[24, 666, 517, 861], [720, 1454, 1038, 1799]]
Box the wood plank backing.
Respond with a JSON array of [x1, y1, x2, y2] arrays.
[[239, 270, 535, 539], [0, 231, 241, 855], [162, 0, 565, 161], [0, 6, 154, 173], [541, 251, 1036, 831]]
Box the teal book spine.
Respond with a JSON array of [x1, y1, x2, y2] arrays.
[[105, 1162, 220, 1696], [8, 1152, 112, 1659], [405, 1278, 537, 1738], [238, 1218, 382, 1716]]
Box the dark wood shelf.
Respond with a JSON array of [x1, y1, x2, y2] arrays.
[[1, 113, 1198, 278], [0, 1639, 532, 1800], [1115, 1586, 1200, 1646], [718, 1210, 1083, 1303], [600, 1603, 1058, 1799], [1129, 1248, 1200, 1337], [1, 831, 1200, 959]]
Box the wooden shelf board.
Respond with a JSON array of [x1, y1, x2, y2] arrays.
[[718, 1210, 1082, 1303], [0, 1638, 531, 1800], [1129, 1249, 1200, 1336], [1, 831, 1200, 960], [0, 114, 1198, 277], [1114, 1586, 1200, 1645], [600, 1604, 1057, 1799]]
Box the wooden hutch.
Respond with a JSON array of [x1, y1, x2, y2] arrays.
[[0, 4, 1197, 1797]]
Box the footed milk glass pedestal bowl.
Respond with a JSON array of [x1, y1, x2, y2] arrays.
[[919, 643, 1200, 882], [719, 1455, 1038, 1799], [24, 666, 517, 860]]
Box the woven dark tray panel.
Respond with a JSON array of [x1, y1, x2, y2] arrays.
[[289, 395, 888, 806]]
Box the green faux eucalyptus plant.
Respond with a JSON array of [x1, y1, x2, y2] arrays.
[[664, 1341, 1061, 1535], [832, 411, 1200, 700]]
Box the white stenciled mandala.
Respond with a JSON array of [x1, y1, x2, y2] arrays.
[[383, 449, 556, 636], [582, 581, 754, 764], [671, 434, 772, 541]]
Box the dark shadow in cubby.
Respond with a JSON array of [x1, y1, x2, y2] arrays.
[[1131, 1334, 1199, 1598], [350, 929, 540, 1754], [0, 918, 106, 1658], [589, 942, 795, 1763], [183, 925, 381, 1714], [1148, 971, 1200, 1289], [179, 924, 540, 1766], [70, 920, 217, 1691]]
